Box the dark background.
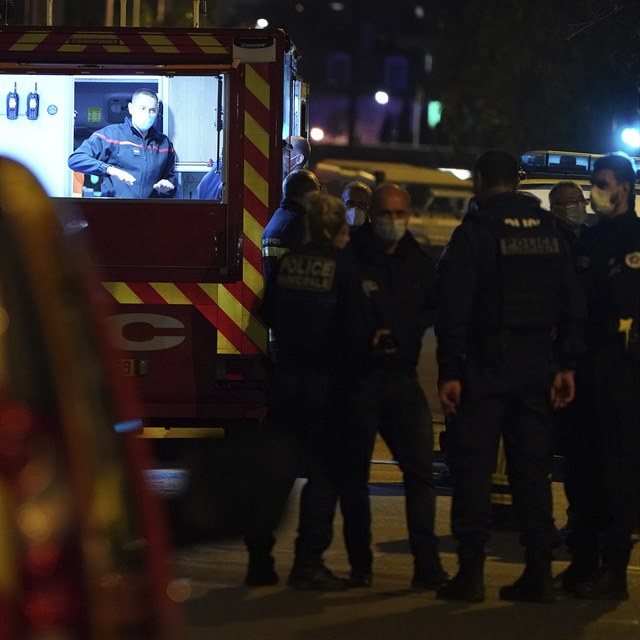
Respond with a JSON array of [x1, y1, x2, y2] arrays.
[[4, 1, 640, 162]]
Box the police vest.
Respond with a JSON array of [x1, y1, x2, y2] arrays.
[[273, 251, 339, 368], [481, 213, 563, 330]]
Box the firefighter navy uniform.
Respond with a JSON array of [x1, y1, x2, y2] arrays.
[[68, 116, 176, 198], [435, 191, 586, 600], [261, 197, 308, 286], [565, 208, 640, 599]]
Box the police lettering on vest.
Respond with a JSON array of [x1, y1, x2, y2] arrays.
[[277, 254, 336, 293]]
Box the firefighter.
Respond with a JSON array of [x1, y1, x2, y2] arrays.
[[435, 149, 586, 603], [260, 192, 370, 590], [349, 183, 448, 591], [261, 169, 321, 285], [68, 89, 177, 199], [558, 154, 640, 601]]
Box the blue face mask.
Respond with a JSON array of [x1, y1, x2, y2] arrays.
[[132, 112, 156, 133]]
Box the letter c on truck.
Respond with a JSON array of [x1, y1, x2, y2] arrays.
[[107, 313, 186, 351]]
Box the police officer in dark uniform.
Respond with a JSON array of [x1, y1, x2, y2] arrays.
[[350, 183, 448, 591], [261, 192, 370, 590], [559, 154, 640, 601], [435, 149, 586, 603]]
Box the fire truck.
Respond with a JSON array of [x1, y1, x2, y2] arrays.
[[0, 24, 308, 441]]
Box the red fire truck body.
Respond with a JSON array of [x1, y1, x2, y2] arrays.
[[0, 25, 307, 433]]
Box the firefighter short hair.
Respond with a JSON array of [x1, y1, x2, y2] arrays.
[[131, 88, 159, 104], [305, 192, 347, 244], [283, 169, 320, 198]]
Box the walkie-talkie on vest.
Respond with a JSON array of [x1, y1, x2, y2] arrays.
[[26, 82, 39, 120], [6, 82, 18, 120]]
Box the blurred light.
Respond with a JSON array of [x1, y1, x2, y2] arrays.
[[310, 127, 324, 141], [330, 2, 345, 10], [374, 91, 389, 105], [427, 100, 442, 128], [415, 5, 425, 18], [439, 168, 472, 180], [294, 3, 305, 12], [114, 418, 143, 433], [255, 18, 269, 28], [621, 127, 640, 148]]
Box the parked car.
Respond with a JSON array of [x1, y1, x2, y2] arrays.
[[0, 157, 179, 639]]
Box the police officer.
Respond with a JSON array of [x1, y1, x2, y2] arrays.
[[350, 183, 447, 591], [559, 154, 640, 601], [435, 149, 586, 603], [549, 180, 589, 247], [261, 192, 370, 590]]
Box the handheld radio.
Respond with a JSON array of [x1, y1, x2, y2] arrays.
[[26, 82, 39, 120], [6, 82, 18, 120]]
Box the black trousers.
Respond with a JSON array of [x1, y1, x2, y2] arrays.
[[446, 354, 560, 552], [563, 346, 640, 563], [350, 367, 439, 569]]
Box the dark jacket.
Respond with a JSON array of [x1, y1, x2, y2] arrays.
[[261, 197, 307, 285], [261, 241, 370, 375], [351, 223, 436, 370], [435, 192, 586, 381], [68, 117, 176, 198], [574, 209, 640, 351]]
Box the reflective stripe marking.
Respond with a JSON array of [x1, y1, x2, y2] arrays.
[[198, 283, 243, 327], [188, 33, 227, 54], [141, 33, 179, 53], [150, 283, 192, 305], [245, 112, 270, 158], [490, 493, 513, 505], [243, 208, 263, 250], [262, 246, 288, 258], [102, 282, 142, 304], [243, 258, 264, 298], [9, 32, 48, 51], [245, 64, 270, 109], [217, 331, 240, 355], [244, 159, 268, 208]]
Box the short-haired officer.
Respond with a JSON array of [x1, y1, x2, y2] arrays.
[[435, 149, 586, 603]]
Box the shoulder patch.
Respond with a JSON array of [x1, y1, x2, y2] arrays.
[[624, 251, 640, 269], [277, 255, 336, 292]]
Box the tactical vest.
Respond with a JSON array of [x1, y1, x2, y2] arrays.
[[479, 212, 564, 331], [273, 251, 339, 369]]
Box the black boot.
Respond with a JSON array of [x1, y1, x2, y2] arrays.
[[436, 547, 485, 602], [411, 552, 449, 590], [553, 548, 599, 594], [574, 547, 630, 601], [500, 548, 555, 603], [244, 554, 278, 587]]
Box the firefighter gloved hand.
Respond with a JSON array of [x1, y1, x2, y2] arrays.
[[154, 179, 175, 194], [107, 166, 136, 186]]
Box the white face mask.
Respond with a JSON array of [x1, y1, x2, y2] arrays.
[[131, 112, 156, 133], [551, 202, 588, 228], [345, 207, 367, 226], [589, 186, 616, 216], [372, 217, 407, 243]]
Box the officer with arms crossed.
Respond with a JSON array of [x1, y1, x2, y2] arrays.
[[558, 154, 640, 601], [435, 149, 586, 603], [69, 88, 176, 198]]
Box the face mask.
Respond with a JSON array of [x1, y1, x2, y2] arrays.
[[551, 202, 587, 228], [589, 186, 616, 216], [372, 217, 407, 243], [132, 112, 156, 133], [345, 207, 366, 226]]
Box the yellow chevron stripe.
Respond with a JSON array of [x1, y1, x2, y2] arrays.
[[243, 208, 263, 249], [141, 33, 179, 53], [198, 283, 243, 326], [217, 332, 240, 355], [188, 33, 227, 54], [57, 45, 87, 52], [104, 45, 132, 53], [101, 282, 142, 304], [244, 160, 269, 208], [490, 493, 513, 505], [9, 32, 48, 51], [244, 307, 267, 351], [150, 283, 192, 304], [243, 258, 264, 298], [245, 65, 270, 109], [245, 112, 270, 158], [491, 473, 510, 487]]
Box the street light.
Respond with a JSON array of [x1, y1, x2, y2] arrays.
[[621, 127, 640, 149]]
